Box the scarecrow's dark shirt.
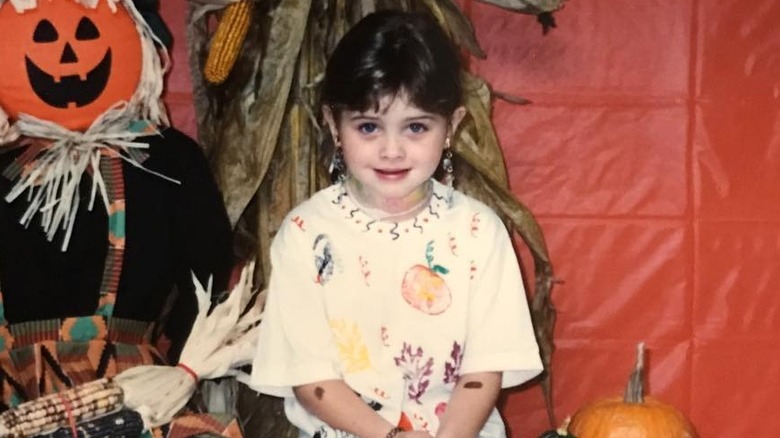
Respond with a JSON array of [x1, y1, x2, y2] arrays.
[[0, 127, 233, 362]]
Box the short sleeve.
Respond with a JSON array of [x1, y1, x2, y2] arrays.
[[249, 215, 341, 397], [459, 211, 543, 388]]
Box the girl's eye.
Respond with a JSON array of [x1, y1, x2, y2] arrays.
[[409, 123, 428, 134], [357, 123, 378, 134]]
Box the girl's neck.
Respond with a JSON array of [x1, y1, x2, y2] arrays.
[[345, 179, 433, 222]]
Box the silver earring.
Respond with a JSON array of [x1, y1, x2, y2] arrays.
[[442, 146, 454, 205], [330, 146, 347, 182]]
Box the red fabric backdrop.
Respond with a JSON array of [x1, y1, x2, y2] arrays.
[[161, 1, 780, 436]]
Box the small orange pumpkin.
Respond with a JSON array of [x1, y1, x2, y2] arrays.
[[0, 0, 143, 131], [569, 343, 697, 438]]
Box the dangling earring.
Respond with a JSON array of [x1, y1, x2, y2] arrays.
[[329, 141, 348, 183], [442, 138, 454, 205]]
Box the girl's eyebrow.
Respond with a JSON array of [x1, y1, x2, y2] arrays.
[[404, 115, 436, 122], [346, 113, 436, 121], [348, 113, 380, 121]]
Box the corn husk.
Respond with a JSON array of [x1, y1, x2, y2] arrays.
[[115, 263, 263, 428]]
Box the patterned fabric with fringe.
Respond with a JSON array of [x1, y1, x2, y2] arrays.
[[166, 413, 243, 438], [0, 315, 165, 412]]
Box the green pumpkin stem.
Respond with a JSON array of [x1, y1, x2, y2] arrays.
[[623, 342, 645, 404]]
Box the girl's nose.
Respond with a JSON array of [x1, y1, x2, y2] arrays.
[[380, 136, 405, 159]]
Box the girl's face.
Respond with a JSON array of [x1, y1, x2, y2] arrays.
[[324, 93, 465, 211]]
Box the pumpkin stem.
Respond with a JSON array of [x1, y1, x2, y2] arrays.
[[623, 342, 645, 404], [556, 416, 572, 435]]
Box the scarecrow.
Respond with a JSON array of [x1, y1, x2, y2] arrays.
[[0, 0, 234, 434]]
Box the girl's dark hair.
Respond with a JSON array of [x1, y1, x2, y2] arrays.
[[321, 10, 462, 119]]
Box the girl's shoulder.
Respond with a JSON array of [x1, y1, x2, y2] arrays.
[[448, 185, 505, 228], [283, 184, 343, 217], [275, 184, 344, 237]]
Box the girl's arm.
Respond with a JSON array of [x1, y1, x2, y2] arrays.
[[434, 372, 502, 438], [295, 380, 432, 438]]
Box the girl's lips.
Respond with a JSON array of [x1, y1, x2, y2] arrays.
[[374, 168, 409, 179]]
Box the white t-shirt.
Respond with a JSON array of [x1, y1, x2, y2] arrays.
[[250, 180, 543, 437]]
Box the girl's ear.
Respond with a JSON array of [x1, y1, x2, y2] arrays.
[[322, 105, 340, 142], [450, 106, 467, 134]]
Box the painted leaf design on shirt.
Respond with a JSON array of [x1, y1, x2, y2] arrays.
[[394, 342, 434, 404], [443, 341, 463, 384], [329, 319, 372, 373]]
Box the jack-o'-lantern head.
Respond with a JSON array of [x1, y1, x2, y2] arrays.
[[0, 0, 144, 131]]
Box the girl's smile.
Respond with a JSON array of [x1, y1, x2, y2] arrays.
[[374, 168, 410, 179]]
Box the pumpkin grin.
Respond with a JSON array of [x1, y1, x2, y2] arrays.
[[25, 49, 112, 109]]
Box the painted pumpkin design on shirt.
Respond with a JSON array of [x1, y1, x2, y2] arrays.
[[401, 240, 451, 315]]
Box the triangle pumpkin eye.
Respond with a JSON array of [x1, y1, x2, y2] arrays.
[[75, 17, 100, 40], [33, 19, 59, 43]]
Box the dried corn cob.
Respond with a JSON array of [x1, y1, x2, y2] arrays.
[[0, 378, 123, 438], [204, 0, 254, 84], [40, 409, 145, 438]]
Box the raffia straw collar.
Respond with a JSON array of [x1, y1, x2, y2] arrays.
[[4, 113, 180, 251]]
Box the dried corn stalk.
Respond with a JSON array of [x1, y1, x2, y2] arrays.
[[477, 0, 567, 33], [186, 0, 565, 432], [477, 0, 566, 14]]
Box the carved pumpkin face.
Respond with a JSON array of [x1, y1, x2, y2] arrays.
[[0, 0, 143, 131]]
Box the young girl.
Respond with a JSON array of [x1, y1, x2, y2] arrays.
[[250, 10, 543, 438]]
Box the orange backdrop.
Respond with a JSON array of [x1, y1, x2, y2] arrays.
[[161, 1, 780, 437]]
